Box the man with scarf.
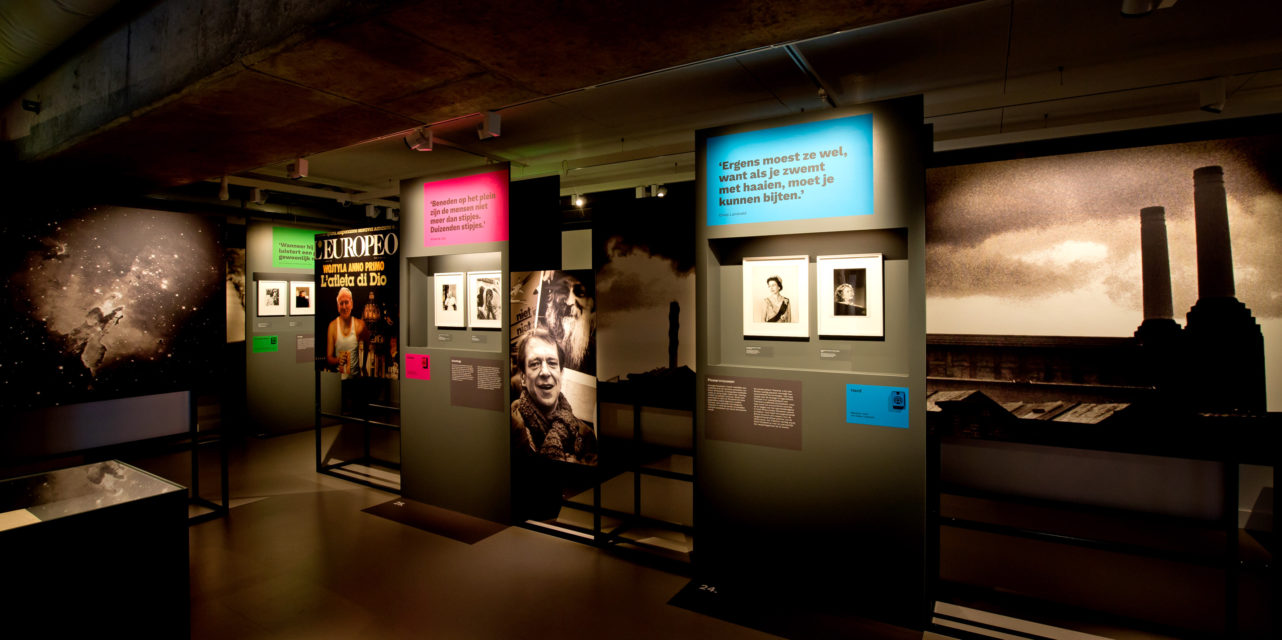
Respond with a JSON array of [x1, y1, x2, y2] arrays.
[[511, 328, 597, 465]]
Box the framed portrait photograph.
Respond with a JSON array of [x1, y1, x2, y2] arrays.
[[742, 255, 809, 338], [257, 280, 287, 317], [289, 280, 315, 316], [434, 272, 466, 328], [467, 270, 502, 329], [817, 253, 883, 338]]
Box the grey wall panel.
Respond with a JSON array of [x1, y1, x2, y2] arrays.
[[244, 222, 320, 435], [694, 96, 927, 628], [400, 348, 510, 521], [7, 391, 190, 459], [399, 168, 511, 523]]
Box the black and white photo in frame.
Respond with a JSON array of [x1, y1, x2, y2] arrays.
[[742, 255, 809, 338], [434, 272, 465, 328], [817, 253, 883, 338], [468, 270, 502, 329], [258, 280, 287, 317], [289, 280, 315, 316]]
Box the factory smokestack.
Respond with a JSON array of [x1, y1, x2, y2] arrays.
[[1184, 165, 1266, 413], [1134, 206, 1182, 399], [1193, 166, 1235, 300], [1140, 206, 1176, 324]]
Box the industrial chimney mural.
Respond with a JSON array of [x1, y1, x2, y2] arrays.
[[926, 135, 1280, 413]]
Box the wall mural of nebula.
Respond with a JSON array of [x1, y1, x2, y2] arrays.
[[2, 206, 224, 410]]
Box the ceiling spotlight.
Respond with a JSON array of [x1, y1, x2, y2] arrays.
[[477, 111, 501, 139], [573, 194, 585, 207], [365, 204, 379, 218], [250, 187, 265, 204], [653, 184, 667, 198], [404, 127, 433, 151], [218, 175, 229, 201], [287, 157, 308, 179], [635, 186, 648, 199]]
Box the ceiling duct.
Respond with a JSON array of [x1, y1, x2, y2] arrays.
[[0, 0, 121, 86]]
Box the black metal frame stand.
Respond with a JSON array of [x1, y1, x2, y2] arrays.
[[187, 390, 230, 524], [314, 371, 401, 494], [520, 397, 696, 572]]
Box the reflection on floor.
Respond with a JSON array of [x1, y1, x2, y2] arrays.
[[119, 426, 1221, 639], [177, 429, 787, 639]]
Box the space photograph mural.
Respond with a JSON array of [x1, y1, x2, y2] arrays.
[[2, 206, 224, 410]]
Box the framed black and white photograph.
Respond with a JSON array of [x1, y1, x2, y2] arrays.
[[434, 272, 465, 328], [468, 270, 502, 329], [817, 254, 883, 338], [742, 255, 809, 338], [289, 280, 315, 316], [258, 280, 287, 317]]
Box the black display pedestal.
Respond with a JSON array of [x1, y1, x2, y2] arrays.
[[0, 460, 189, 637]]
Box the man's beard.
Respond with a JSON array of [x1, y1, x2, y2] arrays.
[[558, 309, 592, 370]]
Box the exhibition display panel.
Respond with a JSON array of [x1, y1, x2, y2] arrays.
[[398, 167, 695, 557], [694, 97, 928, 628], [246, 223, 327, 437], [399, 166, 514, 523]]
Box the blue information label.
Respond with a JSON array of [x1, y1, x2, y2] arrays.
[[845, 384, 909, 428], [706, 114, 873, 226]]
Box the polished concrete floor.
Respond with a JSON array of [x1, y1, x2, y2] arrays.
[[182, 429, 800, 639], [121, 423, 1252, 640]]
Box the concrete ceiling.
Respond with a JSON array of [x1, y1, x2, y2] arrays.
[[2, 0, 973, 192], [5, 0, 1282, 216], [237, 0, 1282, 215]]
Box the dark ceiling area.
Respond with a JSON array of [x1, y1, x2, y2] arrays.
[[2, 0, 971, 190], [3, 0, 1280, 221]]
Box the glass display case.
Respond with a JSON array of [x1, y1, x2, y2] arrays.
[[0, 460, 183, 530], [0, 460, 189, 636]]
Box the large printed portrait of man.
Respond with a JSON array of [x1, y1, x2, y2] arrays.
[[509, 269, 597, 467], [540, 271, 596, 375]]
